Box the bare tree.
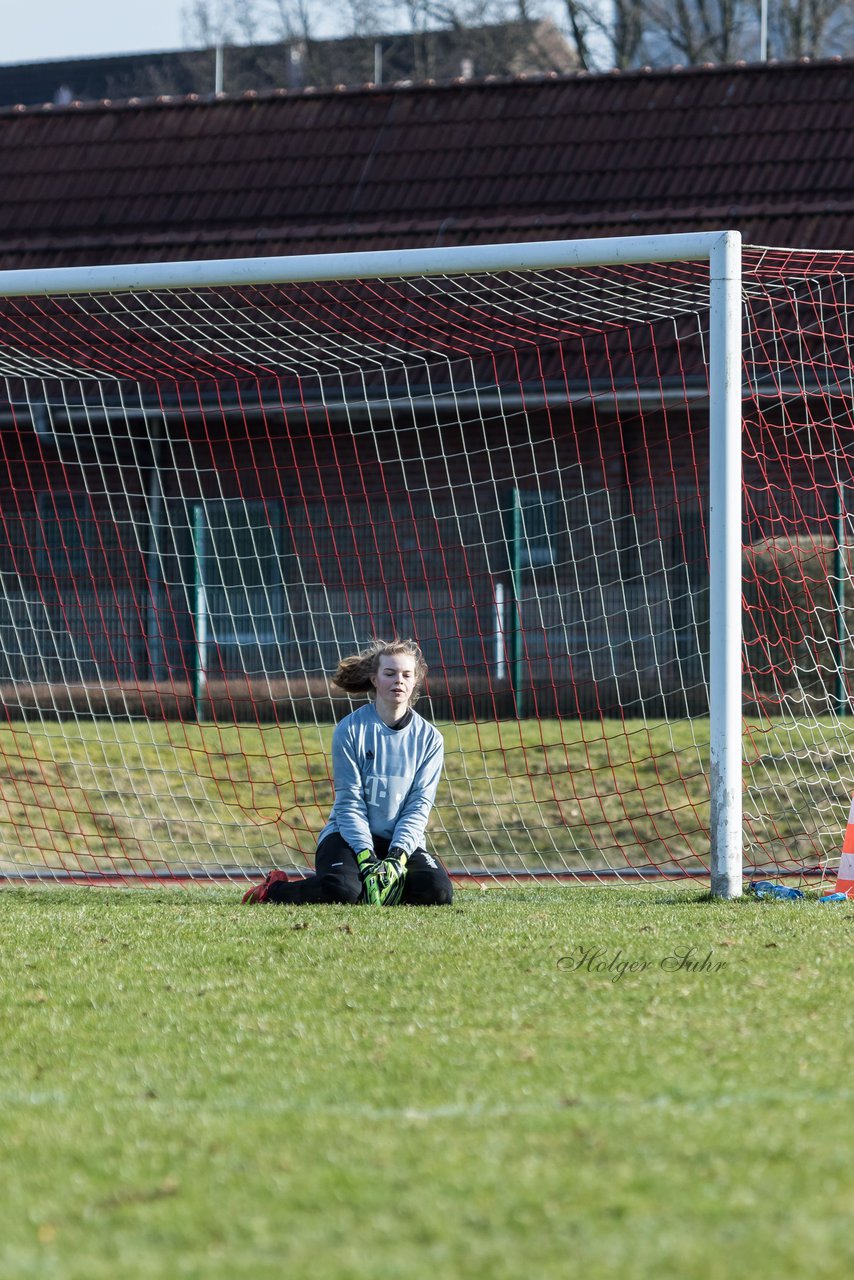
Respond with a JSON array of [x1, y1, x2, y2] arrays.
[[639, 0, 752, 64], [184, 0, 536, 45], [559, 0, 646, 69], [182, 0, 227, 46], [376, 1, 580, 75], [230, 0, 262, 41], [182, 0, 315, 45], [559, 0, 597, 68], [182, 0, 854, 69], [337, 0, 394, 35], [184, 0, 579, 81], [268, 1, 316, 42], [771, 0, 854, 57], [623, 0, 854, 67]]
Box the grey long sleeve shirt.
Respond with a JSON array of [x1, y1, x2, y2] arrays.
[[319, 703, 444, 855]]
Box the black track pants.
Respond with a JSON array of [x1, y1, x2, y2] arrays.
[[265, 832, 453, 906]]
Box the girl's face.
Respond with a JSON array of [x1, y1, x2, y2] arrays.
[[371, 653, 418, 712]]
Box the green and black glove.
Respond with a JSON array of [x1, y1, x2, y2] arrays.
[[354, 847, 408, 906]]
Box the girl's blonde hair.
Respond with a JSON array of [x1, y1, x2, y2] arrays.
[[332, 638, 427, 702]]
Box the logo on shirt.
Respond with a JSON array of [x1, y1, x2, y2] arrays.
[[365, 774, 407, 811]]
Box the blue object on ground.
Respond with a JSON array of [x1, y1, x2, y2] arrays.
[[749, 880, 805, 900], [818, 892, 849, 903]]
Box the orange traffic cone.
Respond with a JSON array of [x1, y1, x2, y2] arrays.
[[835, 801, 854, 897]]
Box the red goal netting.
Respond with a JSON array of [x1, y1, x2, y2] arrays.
[[0, 246, 850, 885]]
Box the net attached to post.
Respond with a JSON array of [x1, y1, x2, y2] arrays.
[[742, 247, 854, 883]]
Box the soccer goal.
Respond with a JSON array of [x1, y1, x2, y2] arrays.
[[0, 231, 851, 896]]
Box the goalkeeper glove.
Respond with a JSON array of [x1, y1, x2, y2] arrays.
[[373, 848, 409, 906], [354, 847, 408, 906], [354, 848, 380, 905], [354, 846, 376, 880]]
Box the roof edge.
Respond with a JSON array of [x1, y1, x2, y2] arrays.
[[1, 53, 852, 117]]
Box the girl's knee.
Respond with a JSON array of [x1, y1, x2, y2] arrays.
[[408, 873, 453, 906], [319, 872, 361, 905], [424, 884, 453, 906]]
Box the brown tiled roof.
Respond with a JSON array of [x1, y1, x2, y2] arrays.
[[1, 58, 853, 270]]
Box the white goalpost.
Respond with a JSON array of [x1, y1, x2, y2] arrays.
[[1, 228, 847, 897]]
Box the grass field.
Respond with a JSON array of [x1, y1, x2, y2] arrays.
[[2, 716, 852, 878], [1, 884, 853, 1279]]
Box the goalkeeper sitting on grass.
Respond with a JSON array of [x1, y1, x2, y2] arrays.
[[243, 638, 452, 908]]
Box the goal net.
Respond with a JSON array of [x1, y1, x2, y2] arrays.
[[0, 238, 850, 887]]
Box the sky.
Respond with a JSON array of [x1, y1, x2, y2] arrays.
[[2, 1, 197, 64]]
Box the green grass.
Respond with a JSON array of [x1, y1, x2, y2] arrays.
[[2, 716, 854, 877], [1, 885, 853, 1278]]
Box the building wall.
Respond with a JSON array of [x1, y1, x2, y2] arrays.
[[0, 395, 717, 717]]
